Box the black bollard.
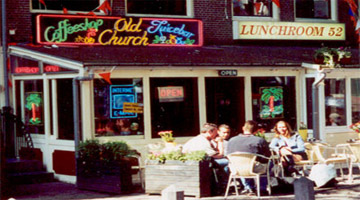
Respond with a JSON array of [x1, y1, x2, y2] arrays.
[[294, 176, 315, 200]]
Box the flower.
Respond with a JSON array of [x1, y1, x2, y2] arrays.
[[158, 130, 175, 142], [349, 121, 360, 133], [254, 128, 266, 139]]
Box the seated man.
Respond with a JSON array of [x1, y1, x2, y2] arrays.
[[182, 123, 229, 191], [227, 120, 271, 195]]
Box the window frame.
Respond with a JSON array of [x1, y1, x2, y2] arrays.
[[125, 0, 194, 18], [294, 0, 338, 22], [30, 0, 111, 15], [232, 1, 280, 22]]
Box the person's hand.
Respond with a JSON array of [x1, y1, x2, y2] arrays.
[[214, 136, 223, 143]]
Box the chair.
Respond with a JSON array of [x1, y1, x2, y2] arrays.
[[293, 143, 316, 175], [335, 143, 360, 182], [309, 142, 350, 180], [130, 151, 145, 189], [224, 152, 271, 198]]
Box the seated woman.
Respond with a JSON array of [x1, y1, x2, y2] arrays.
[[269, 120, 307, 176]]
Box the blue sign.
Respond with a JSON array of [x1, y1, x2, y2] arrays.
[[110, 85, 137, 119]]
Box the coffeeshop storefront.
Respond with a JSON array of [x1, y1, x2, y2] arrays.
[[7, 15, 360, 183]]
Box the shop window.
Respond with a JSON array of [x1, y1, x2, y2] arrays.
[[23, 80, 45, 134], [57, 79, 74, 140], [94, 79, 144, 137], [233, 0, 274, 17], [150, 78, 199, 138], [351, 78, 360, 123], [296, 0, 335, 20], [251, 77, 296, 132], [31, 0, 107, 13], [325, 79, 346, 126], [127, 0, 188, 16], [205, 77, 245, 134]]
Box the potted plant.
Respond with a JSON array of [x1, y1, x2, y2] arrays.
[[298, 122, 308, 141], [145, 149, 212, 197], [77, 139, 137, 194], [313, 46, 352, 67]]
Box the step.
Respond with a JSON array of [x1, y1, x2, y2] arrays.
[[7, 171, 57, 185], [5, 159, 45, 173]]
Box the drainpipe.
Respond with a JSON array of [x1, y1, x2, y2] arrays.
[[2, 0, 9, 107], [312, 71, 326, 140], [72, 70, 93, 184]]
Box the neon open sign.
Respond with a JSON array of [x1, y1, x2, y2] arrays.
[[36, 14, 203, 47]]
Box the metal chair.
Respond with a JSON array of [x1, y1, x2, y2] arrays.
[[335, 142, 360, 182], [309, 142, 350, 180], [224, 152, 271, 198]]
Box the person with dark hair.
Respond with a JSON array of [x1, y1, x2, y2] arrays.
[[226, 120, 270, 195], [269, 120, 307, 176]]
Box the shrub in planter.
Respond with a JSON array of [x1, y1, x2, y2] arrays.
[[145, 150, 213, 197], [77, 139, 137, 194]]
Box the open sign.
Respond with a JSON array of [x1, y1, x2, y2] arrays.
[[218, 70, 237, 76], [157, 86, 184, 102]]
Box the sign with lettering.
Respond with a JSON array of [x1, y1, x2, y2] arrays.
[[36, 14, 203, 47], [157, 86, 184, 102], [234, 21, 345, 40], [110, 85, 137, 119], [218, 70, 237, 76], [123, 102, 143, 113]]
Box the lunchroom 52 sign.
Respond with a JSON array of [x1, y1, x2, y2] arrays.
[[234, 21, 345, 41], [36, 14, 203, 47]]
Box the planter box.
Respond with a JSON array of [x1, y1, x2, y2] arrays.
[[76, 159, 133, 194], [145, 160, 212, 197]]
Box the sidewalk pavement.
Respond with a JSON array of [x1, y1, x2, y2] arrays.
[[5, 176, 360, 200]]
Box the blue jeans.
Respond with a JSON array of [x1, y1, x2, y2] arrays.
[[241, 177, 267, 191]]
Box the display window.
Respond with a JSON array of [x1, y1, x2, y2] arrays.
[[94, 78, 144, 137], [126, 0, 191, 17], [351, 78, 360, 124], [15, 80, 45, 134], [150, 77, 199, 138], [251, 76, 296, 132], [233, 0, 273, 17], [295, 0, 337, 20], [31, 0, 109, 13], [325, 79, 346, 126]]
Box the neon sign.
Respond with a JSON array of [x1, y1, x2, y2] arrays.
[[110, 85, 138, 119], [259, 87, 284, 119], [36, 14, 203, 47], [157, 86, 184, 102], [25, 92, 43, 125], [15, 67, 40, 74]]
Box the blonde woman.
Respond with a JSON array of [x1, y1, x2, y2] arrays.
[[269, 121, 307, 176]]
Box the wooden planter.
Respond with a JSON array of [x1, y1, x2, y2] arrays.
[[76, 159, 133, 194], [145, 160, 212, 197]]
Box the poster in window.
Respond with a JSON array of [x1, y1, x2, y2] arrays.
[[259, 86, 284, 119], [110, 85, 137, 119], [25, 92, 44, 125]]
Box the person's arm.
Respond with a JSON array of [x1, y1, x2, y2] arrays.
[[214, 136, 224, 156], [269, 138, 280, 152], [290, 134, 305, 153]]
